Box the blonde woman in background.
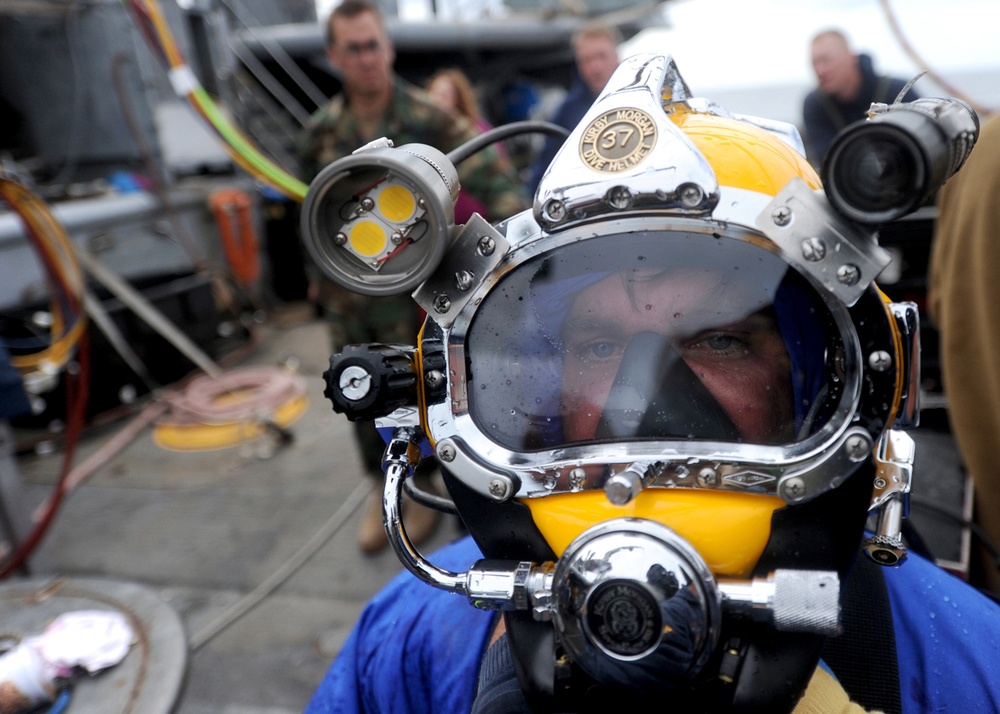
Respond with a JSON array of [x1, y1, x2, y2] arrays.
[[427, 68, 517, 223], [427, 68, 495, 137]]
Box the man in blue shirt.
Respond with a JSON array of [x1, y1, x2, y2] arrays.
[[526, 22, 621, 195], [802, 29, 919, 169]]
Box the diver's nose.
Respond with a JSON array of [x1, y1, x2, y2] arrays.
[[596, 331, 740, 441]]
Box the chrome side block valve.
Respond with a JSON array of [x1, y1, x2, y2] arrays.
[[865, 429, 915, 566]]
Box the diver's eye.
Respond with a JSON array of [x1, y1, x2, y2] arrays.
[[582, 340, 618, 361], [704, 334, 737, 351], [683, 332, 750, 359]]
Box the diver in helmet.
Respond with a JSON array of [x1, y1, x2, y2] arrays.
[[300, 54, 999, 713]]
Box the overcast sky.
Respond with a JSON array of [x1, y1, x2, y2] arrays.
[[621, 0, 999, 91]]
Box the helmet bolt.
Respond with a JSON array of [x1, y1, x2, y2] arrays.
[[433, 294, 452, 314], [543, 199, 567, 223], [801, 237, 827, 262], [488, 477, 511, 501], [608, 186, 633, 210], [868, 350, 892, 372], [477, 235, 496, 256], [679, 183, 704, 208], [837, 264, 861, 286], [437, 441, 456, 462], [772, 206, 793, 226], [605, 468, 643, 505], [781, 476, 806, 501], [568, 468, 586, 491], [845, 435, 872, 462], [697, 467, 719, 488], [424, 369, 445, 390]]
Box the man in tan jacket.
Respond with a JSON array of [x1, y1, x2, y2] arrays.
[[929, 112, 1000, 597]]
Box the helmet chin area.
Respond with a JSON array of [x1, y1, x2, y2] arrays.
[[523, 489, 786, 577]]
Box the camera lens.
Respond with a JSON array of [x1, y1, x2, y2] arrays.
[[823, 125, 925, 223]]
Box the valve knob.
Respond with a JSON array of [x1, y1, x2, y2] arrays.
[[863, 533, 908, 567], [323, 344, 418, 421]]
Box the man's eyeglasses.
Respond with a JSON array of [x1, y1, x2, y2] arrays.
[[337, 39, 383, 57]]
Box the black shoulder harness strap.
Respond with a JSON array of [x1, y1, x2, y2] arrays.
[[821, 552, 902, 714]]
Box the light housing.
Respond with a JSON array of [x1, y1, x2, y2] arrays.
[[300, 142, 459, 296]]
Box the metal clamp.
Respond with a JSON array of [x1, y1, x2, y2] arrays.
[[864, 429, 914, 566]]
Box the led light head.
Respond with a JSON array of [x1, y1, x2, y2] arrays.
[[301, 142, 459, 296]]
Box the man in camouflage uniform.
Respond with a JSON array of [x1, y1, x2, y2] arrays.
[[297, 0, 529, 554]]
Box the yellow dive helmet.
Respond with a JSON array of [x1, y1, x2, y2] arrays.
[[304, 54, 978, 711]]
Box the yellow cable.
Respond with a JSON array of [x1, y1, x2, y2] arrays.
[[1, 185, 85, 370], [0, 179, 88, 373], [139, 0, 308, 201]]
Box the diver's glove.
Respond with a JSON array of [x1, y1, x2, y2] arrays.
[[794, 666, 885, 714]]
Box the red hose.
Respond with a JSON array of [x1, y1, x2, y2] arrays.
[[0, 335, 90, 578]]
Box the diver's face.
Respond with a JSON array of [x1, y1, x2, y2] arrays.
[[560, 270, 794, 443]]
